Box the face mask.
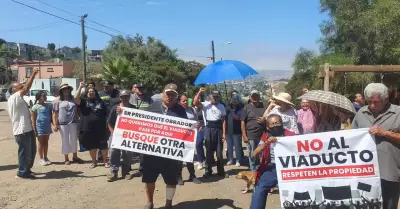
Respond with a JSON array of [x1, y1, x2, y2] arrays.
[[269, 125, 284, 136]]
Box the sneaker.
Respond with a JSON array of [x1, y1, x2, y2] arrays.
[[194, 162, 199, 166], [124, 173, 134, 180], [177, 176, 184, 185], [45, 158, 52, 165], [235, 162, 241, 167], [189, 176, 202, 184], [107, 172, 118, 182], [40, 159, 47, 166], [197, 163, 203, 170], [227, 161, 233, 165]]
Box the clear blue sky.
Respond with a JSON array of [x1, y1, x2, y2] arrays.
[[1, 0, 327, 71]]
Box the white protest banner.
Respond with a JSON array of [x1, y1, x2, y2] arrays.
[[274, 128, 382, 208], [111, 108, 197, 162]]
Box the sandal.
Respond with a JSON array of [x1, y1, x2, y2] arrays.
[[90, 163, 97, 168], [104, 163, 110, 168], [72, 157, 84, 164]]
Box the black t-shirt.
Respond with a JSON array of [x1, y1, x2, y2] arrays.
[[142, 101, 188, 168], [78, 98, 107, 132], [107, 104, 136, 129], [241, 102, 266, 139]]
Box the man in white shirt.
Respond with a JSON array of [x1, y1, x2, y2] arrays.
[[8, 68, 39, 179], [193, 88, 227, 178]]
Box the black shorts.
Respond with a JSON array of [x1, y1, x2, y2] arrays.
[[141, 155, 179, 185], [80, 131, 108, 150]]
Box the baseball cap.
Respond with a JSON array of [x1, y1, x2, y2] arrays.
[[250, 90, 260, 96], [164, 83, 178, 94], [119, 90, 131, 97], [211, 90, 220, 97], [103, 80, 114, 86]]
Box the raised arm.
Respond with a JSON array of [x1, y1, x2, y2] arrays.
[[74, 82, 85, 105], [192, 87, 206, 108], [263, 100, 276, 117], [20, 68, 39, 96]]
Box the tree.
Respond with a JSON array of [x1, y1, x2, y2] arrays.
[[102, 34, 198, 92], [101, 57, 133, 88], [72, 61, 103, 80], [71, 47, 81, 54], [47, 43, 56, 51]]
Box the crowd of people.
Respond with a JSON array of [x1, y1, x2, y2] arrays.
[[5, 69, 400, 209]]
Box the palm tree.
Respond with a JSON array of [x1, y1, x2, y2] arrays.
[[101, 57, 133, 88]]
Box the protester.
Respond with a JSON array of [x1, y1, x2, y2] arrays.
[[75, 82, 109, 168], [98, 80, 120, 162], [241, 90, 266, 172], [107, 90, 136, 182], [8, 69, 39, 179], [129, 83, 154, 176], [353, 93, 364, 112], [31, 90, 53, 166], [80, 80, 95, 97], [352, 83, 400, 209], [194, 97, 206, 170], [264, 92, 299, 134], [129, 83, 154, 110], [297, 99, 316, 134], [53, 83, 83, 165], [140, 83, 187, 209], [193, 88, 227, 178], [177, 94, 201, 184], [250, 114, 295, 209], [315, 103, 342, 132], [226, 94, 243, 166]]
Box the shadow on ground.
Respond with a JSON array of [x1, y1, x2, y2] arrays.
[[38, 170, 104, 179], [172, 198, 243, 209], [0, 164, 18, 171]]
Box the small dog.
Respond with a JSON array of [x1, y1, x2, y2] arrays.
[[236, 171, 256, 193]]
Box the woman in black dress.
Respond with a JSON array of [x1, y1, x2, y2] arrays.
[[74, 82, 109, 168]]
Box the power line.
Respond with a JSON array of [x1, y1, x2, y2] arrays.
[[35, 0, 131, 36], [0, 21, 71, 32], [11, 0, 115, 37]]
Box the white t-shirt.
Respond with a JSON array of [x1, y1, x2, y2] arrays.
[[7, 91, 33, 135], [201, 101, 226, 122]]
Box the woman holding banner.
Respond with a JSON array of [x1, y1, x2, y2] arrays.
[[250, 114, 295, 209]]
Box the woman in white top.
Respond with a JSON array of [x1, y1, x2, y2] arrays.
[[264, 92, 299, 134]]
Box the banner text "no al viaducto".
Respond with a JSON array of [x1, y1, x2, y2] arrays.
[[111, 108, 197, 162]]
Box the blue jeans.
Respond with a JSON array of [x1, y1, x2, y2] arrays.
[[247, 138, 260, 172], [15, 131, 36, 176], [196, 127, 205, 163], [250, 165, 277, 209], [226, 134, 242, 163]]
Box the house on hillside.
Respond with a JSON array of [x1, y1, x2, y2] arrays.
[[11, 59, 75, 83]]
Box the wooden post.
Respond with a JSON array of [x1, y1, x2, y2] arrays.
[[323, 63, 330, 91]]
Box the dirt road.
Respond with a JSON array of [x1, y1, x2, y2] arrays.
[[0, 110, 281, 209]]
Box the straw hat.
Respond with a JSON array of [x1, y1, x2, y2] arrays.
[[273, 92, 294, 106], [59, 83, 73, 92]]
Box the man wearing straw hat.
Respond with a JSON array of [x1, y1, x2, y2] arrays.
[[8, 68, 40, 179]]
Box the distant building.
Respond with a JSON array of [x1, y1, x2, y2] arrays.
[[88, 50, 103, 62], [11, 59, 75, 82]]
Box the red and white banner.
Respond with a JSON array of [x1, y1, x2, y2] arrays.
[[111, 108, 197, 162], [274, 128, 382, 208]]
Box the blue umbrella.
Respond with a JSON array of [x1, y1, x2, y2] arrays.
[[194, 60, 259, 85]]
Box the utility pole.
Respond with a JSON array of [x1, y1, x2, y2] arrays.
[[211, 40, 215, 63], [81, 14, 88, 82]]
